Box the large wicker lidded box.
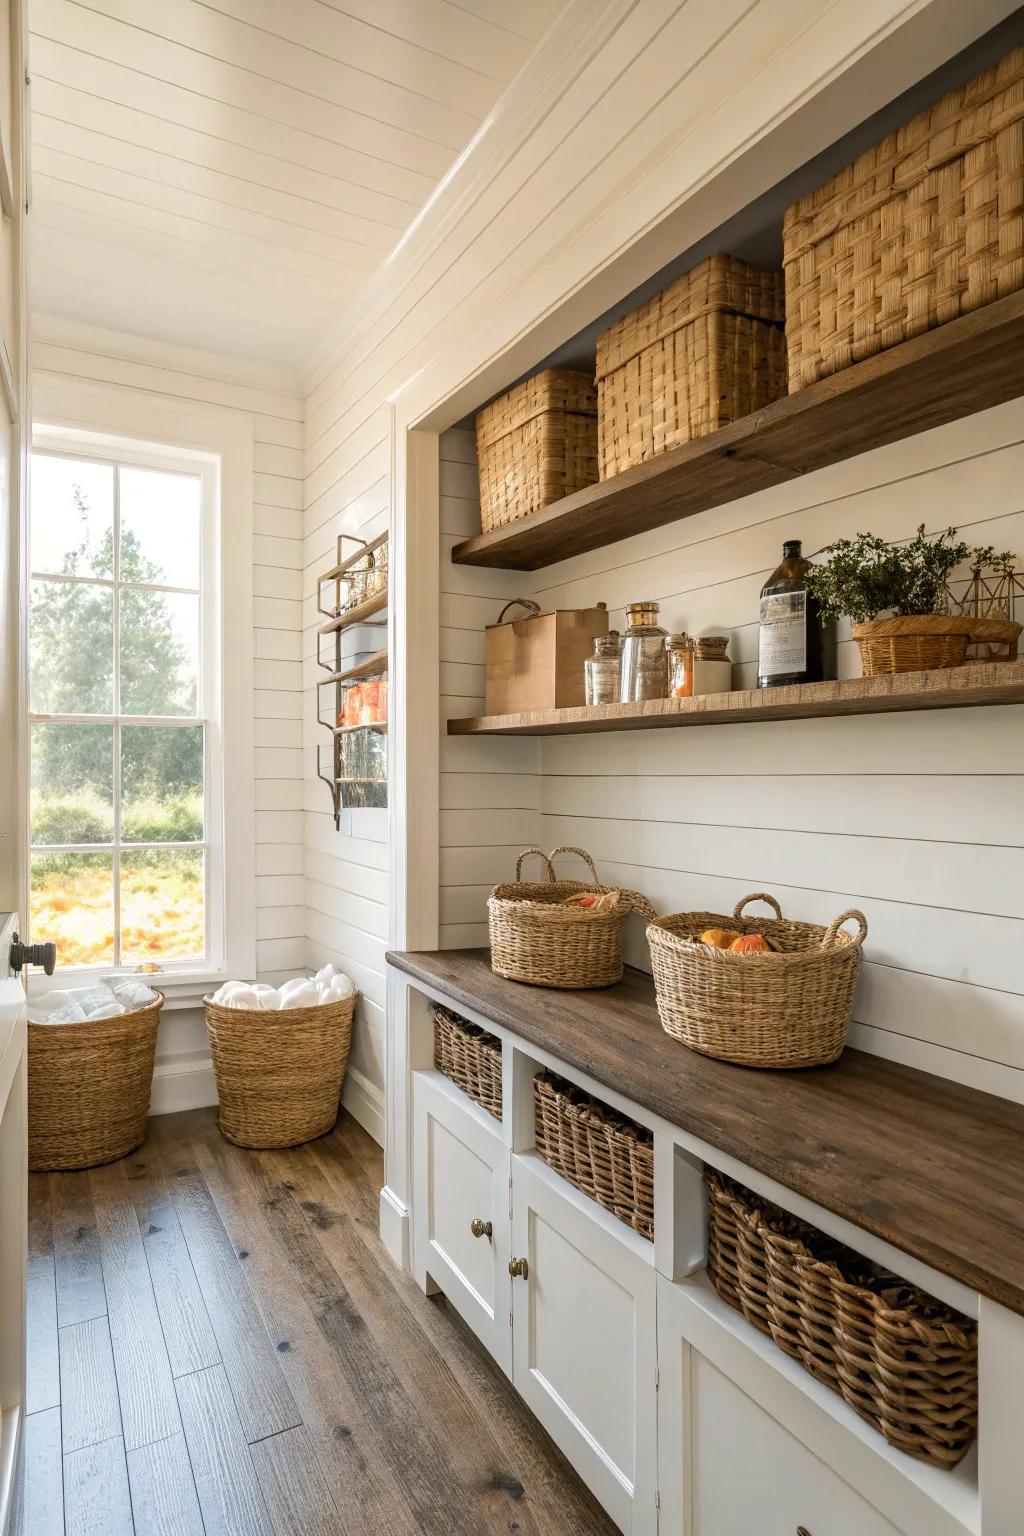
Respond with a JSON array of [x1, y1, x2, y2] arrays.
[[475, 368, 598, 532], [784, 45, 1024, 391], [596, 252, 787, 479]]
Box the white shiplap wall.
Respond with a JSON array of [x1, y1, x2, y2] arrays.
[[33, 328, 306, 1102]]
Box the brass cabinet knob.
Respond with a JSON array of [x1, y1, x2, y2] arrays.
[[508, 1256, 529, 1279], [470, 1218, 492, 1239]]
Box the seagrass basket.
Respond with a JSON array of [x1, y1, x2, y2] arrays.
[[489, 846, 655, 989], [784, 45, 1024, 391], [705, 1170, 978, 1468], [596, 252, 786, 478], [648, 893, 867, 1068], [433, 1005, 502, 1121], [28, 994, 163, 1170], [476, 368, 597, 532], [204, 992, 355, 1149], [852, 615, 974, 675], [534, 1072, 654, 1239]]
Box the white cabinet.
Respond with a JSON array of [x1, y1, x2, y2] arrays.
[[510, 1154, 657, 1535], [412, 1071, 512, 1373]]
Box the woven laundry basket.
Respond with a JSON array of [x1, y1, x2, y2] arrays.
[[596, 252, 787, 479], [488, 846, 655, 989], [648, 893, 867, 1068], [784, 45, 1024, 391], [205, 992, 355, 1149], [534, 1072, 654, 1239], [475, 368, 598, 532], [705, 1170, 978, 1468], [433, 1005, 503, 1121], [28, 994, 163, 1171]]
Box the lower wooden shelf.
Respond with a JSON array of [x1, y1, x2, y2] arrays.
[[446, 659, 1024, 736]]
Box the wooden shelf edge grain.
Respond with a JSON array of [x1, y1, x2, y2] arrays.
[[447, 659, 1024, 736], [451, 290, 1024, 570], [318, 588, 387, 635]]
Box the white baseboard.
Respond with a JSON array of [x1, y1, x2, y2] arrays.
[[379, 1185, 410, 1271], [341, 1063, 385, 1147], [150, 1055, 218, 1116]]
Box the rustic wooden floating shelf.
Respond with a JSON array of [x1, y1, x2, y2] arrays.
[[451, 290, 1024, 571], [319, 649, 388, 687], [447, 659, 1024, 736], [318, 588, 387, 635]]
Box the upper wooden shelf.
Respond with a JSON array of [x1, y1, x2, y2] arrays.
[[451, 291, 1024, 571], [447, 659, 1024, 737], [318, 649, 388, 687], [318, 588, 387, 635]]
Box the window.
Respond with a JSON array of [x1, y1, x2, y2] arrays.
[[28, 445, 215, 972]]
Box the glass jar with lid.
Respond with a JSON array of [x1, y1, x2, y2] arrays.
[[667, 633, 695, 698], [620, 602, 669, 702], [584, 631, 621, 706]]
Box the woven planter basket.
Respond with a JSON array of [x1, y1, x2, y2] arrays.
[[489, 846, 655, 989], [784, 45, 1024, 391], [596, 252, 786, 479], [28, 994, 163, 1171], [205, 992, 355, 1149], [433, 1005, 502, 1121], [705, 1170, 978, 1468], [476, 368, 597, 532], [852, 615, 975, 675], [648, 893, 867, 1068], [534, 1072, 654, 1239]]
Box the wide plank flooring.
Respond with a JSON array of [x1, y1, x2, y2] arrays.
[[12, 1107, 615, 1535]]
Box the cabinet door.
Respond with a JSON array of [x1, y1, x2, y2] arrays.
[[412, 1072, 511, 1374], [510, 1154, 657, 1535]]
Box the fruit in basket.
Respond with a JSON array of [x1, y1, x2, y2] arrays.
[[729, 933, 772, 953], [700, 928, 740, 948], [559, 891, 621, 913]]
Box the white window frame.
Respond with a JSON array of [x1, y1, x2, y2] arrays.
[[26, 380, 256, 1004]]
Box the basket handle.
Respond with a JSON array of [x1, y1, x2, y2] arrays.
[[620, 890, 657, 920], [547, 845, 600, 885], [822, 909, 868, 949], [515, 847, 556, 882], [733, 892, 783, 921], [496, 597, 542, 625]]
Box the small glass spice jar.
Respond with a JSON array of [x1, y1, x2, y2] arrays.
[[620, 602, 669, 702], [667, 633, 695, 698], [584, 631, 622, 706]]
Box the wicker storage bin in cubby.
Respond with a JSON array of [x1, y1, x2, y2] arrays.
[[534, 1072, 654, 1239], [648, 892, 867, 1069], [475, 368, 598, 532], [596, 252, 787, 479], [705, 1170, 978, 1469], [784, 45, 1024, 392], [28, 994, 163, 1171], [433, 1005, 502, 1121]]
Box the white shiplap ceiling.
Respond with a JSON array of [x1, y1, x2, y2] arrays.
[[28, 0, 556, 381]]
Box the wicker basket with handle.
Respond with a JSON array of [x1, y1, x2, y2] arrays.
[[476, 368, 598, 532], [433, 1005, 502, 1121], [489, 846, 655, 989], [705, 1170, 978, 1468], [204, 992, 356, 1149], [784, 45, 1024, 391], [28, 994, 163, 1171], [648, 893, 867, 1068], [534, 1072, 654, 1239]]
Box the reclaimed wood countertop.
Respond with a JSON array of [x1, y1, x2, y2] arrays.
[[387, 947, 1024, 1317]]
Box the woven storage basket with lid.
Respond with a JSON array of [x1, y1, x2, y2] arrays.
[[489, 846, 655, 989], [784, 44, 1024, 391], [204, 991, 355, 1149], [648, 893, 866, 1068], [596, 252, 787, 479], [705, 1170, 977, 1468], [28, 993, 163, 1171], [475, 368, 597, 533]]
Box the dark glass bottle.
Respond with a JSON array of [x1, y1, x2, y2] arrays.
[[757, 539, 834, 688]]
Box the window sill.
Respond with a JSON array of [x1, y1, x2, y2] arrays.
[[26, 969, 238, 1010]]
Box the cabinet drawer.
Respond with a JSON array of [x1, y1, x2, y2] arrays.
[[691, 1356, 902, 1536], [412, 1071, 511, 1374]]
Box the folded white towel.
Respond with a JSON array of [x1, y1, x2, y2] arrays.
[[85, 1001, 126, 1020], [41, 1001, 88, 1023], [106, 977, 158, 1007]]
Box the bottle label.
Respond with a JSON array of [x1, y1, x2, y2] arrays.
[[760, 592, 807, 677]]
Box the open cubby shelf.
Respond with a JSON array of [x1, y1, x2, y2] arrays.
[[446, 659, 1024, 737], [450, 289, 1024, 571]]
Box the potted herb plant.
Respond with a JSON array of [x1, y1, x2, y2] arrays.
[[804, 525, 975, 675]]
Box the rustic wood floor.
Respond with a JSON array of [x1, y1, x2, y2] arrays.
[[12, 1107, 614, 1536]]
